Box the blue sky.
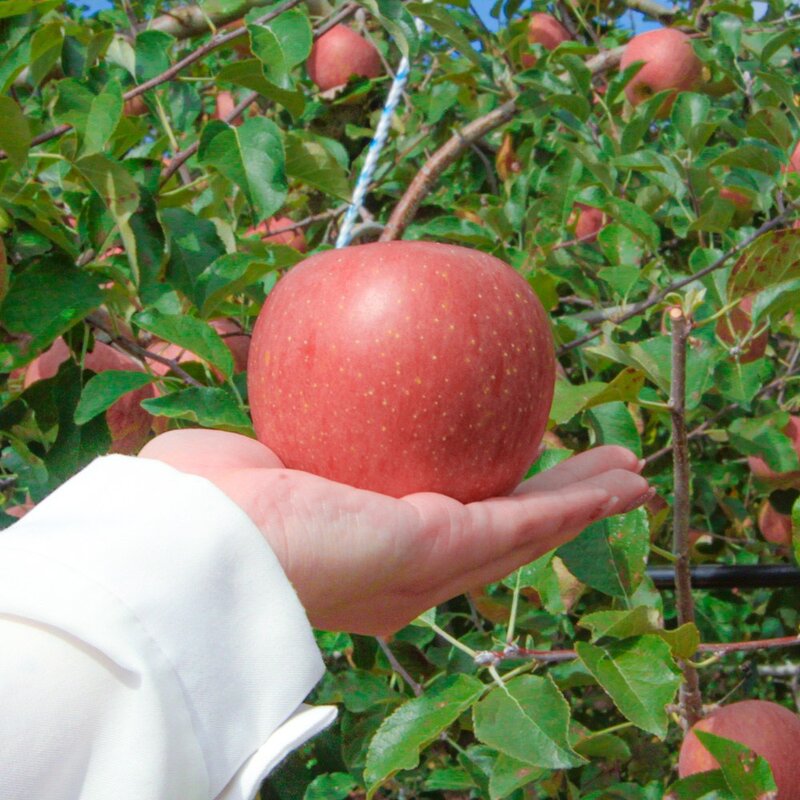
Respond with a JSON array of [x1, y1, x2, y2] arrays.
[[78, 0, 660, 30]]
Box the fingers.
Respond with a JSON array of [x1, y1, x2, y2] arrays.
[[140, 429, 285, 471], [516, 445, 643, 494], [407, 466, 650, 590]]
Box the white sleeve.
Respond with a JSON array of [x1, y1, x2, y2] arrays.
[[0, 455, 337, 800]]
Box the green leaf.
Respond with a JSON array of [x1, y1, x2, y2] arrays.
[[671, 92, 712, 154], [551, 368, 645, 426], [693, 730, 777, 799], [198, 118, 287, 220], [133, 310, 235, 379], [729, 412, 800, 474], [714, 358, 774, 410], [161, 208, 226, 308], [728, 229, 800, 299], [585, 401, 642, 458], [488, 753, 545, 800], [473, 674, 584, 770], [141, 387, 251, 432], [0, 258, 104, 370], [710, 140, 782, 174], [665, 769, 733, 799], [29, 22, 63, 87], [558, 509, 649, 599], [357, 0, 419, 59], [83, 82, 123, 156], [579, 606, 661, 643], [284, 131, 351, 201], [196, 251, 298, 319], [364, 673, 483, 797], [603, 197, 661, 250], [0, 0, 60, 17], [73, 154, 140, 282], [0, 96, 31, 170], [303, 773, 357, 800], [576, 636, 681, 738], [44, 361, 112, 492], [74, 370, 153, 425], [135, 30, 173, 82], [407, 2, 480, 66], [218, 58, 304, 117], [250, 8, 312, 86]]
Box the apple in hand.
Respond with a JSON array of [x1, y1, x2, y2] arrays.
[[307, 25, 383, 92], [679, 699, 800, 799], [522, 13, 570, 68], [715, 294, 768, 364], [748, 415, 800, 488], [24, 338, 154, 454], [620, 28, 702, 115], [247, 241, 556, 503]]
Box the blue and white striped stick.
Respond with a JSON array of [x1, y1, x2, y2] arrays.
[[335, 15, 425, 249]]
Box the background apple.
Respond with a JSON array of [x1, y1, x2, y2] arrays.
[[24, 338, 154, 454], [247, 241, 556, 503], [748, 414, 800, 487], [123, 95, 148, 116], [757, 499, 792, 547], [307, 25, 383, 92], [715, 294, 768, 363], [522, 13, 570, 68], [679, 699, 800, 798], [214, 90, 242, 126], [246, 216, 308, 252], [573, 203, 606, 243], [789, 140, 800, 173], [620, 29, 702, 115]]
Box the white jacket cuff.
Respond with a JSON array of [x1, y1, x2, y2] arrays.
[[0, 455, 334, 799]]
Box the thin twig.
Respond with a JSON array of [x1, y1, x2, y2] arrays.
[[376, 636, 423, 696], [87, 313, 204, 388], [558, 208, 799, 355], [669, 307, 703, 729]]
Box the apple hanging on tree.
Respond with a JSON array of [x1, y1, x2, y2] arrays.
[[307, 25, 383, 92], [247, 241, 556, 503], [522, 13, 570, 68], [620, 28, 702, 115]]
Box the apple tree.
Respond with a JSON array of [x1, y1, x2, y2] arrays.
[[1, 0, 800, 797]]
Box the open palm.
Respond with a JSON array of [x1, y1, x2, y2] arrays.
[[141, 430, 650, 635]]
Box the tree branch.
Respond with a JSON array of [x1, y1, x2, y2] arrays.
[[379, 48, 624, 241], [669, 307, 703, 729], [557, 207, 799, 356]]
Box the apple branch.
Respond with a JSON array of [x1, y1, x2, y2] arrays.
[[669, 307, 704, 729], [379, 48, 624, 241], [86, 312, 205, 388], [484, 635, 800, 665], [621, 0, 676, 23], [557, 205, 799, 356]]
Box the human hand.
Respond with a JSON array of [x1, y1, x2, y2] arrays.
[[140, 430, 651, 635]]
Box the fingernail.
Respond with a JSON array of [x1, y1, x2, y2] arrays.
[[598, 496, 620, 517], [636, 458, 647, 473], [620, 487, 655, 514]]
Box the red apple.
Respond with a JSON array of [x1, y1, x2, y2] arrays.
[[758, 500, 793, 547], [620, 29, 702, 115], [573, 204, 607, 243], [24, 338, 154, 455], [123, 95, 148, 117], [247, 241, 556, 503], [522, 13, 570, 68], [789, 141, 800, 173], [679, 700, 800, 799], [307, 25, 383, 92], [715, 294, 768, 363], [748, 415, 800, 488], [214, 90, 242, 127], [246, 216, 308, 252]]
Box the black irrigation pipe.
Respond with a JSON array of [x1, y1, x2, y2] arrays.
[[648, 564, 800, 590]]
